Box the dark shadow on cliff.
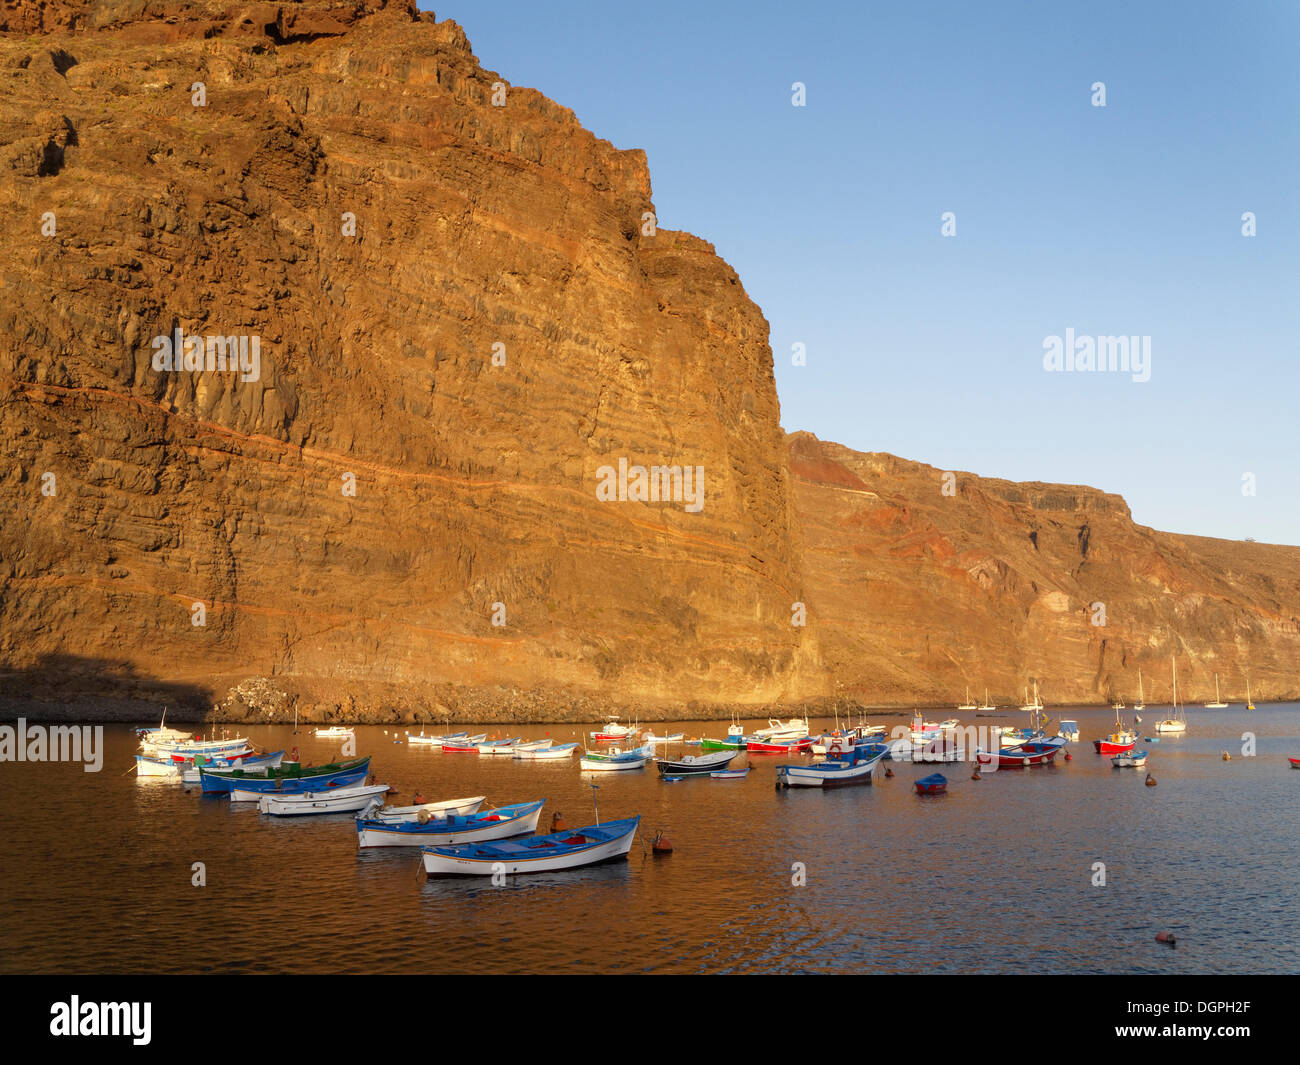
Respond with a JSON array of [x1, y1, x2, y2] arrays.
[[0, 653, 213, 722]]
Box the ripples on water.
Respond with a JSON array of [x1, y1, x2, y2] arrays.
[[1, 707, 1297, 974]]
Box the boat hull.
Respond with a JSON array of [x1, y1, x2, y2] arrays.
[[1093, 739, 1137, 755], [747, 738, 813, 754], [976, 743, 1061, 768], [579, 755, 647, 771], [357, 801, 544, 849], [654, 751, 737, 775], [258, 784, 391, 816], [422, 817, 639, 877]]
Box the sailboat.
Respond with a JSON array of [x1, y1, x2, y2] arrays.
[[979, 687, 996, 711], [1246, 675, 1255, 711], [1155, 656, 1187, 734], [958, 685, 977, 712], [1204, 672, 1228, 709], [1019, 681, 1043, 713], [1133, 669, 1145, 712]]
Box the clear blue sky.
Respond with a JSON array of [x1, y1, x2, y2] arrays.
[[427, 1, 1299, 545]]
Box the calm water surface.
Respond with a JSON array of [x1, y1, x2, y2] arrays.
[[2, 706, 1298, 974]]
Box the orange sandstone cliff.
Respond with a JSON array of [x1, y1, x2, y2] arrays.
[[0, 2, 1294, 721]]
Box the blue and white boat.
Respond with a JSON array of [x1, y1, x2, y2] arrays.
[[1057, 720, 1080, 743], [356, 799, 545, 849], [200, 756, 371, 795], [422, 816, 641, 876], [776, 741, 888, 788]]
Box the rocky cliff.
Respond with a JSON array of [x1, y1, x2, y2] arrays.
[[0, 1, 822, 721], [789, 432, 1300, 706], [0, 2, 1295, 723]]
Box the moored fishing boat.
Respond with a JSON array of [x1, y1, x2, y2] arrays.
[[641, 732, 686, 745], [405, 731, 467, 746], [476, 737, 521, 755], [513, 739, 554, 752], [313, 726, 355, 739], [654, 750, 737, 776], [201, 756, 371, 795], [356, 800, 544, 849], [753, 717, 808, 742], [422, 816, 640, 877], [915, 773, 948, 795], [590, 717, 634, 742], [140, 734, 251, 758], [747, 737, 813, 754], [776, 741, 886, 788], [711, 767, 750, 779], [176, 750, 287, 783], [258, 783, 392, 816], [1056, 721, 1080, 743], [700, 723, 749, 751], [514, 742, 578, 760], [441, 734, 488, 752], [362, 795, 486, 822], [975, 740, 1063, 768], [1204, 672, 1228, 709], [1111, 749, 1149, 769], [579, 747, 648, 771], [1289, 757, 1300, 769]]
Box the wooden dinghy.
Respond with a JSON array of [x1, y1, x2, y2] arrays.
[[258, 783, 392, 816], [201, 756, 371, 795], [514, 742, 578, 760], [356, 800, 545, 849], [363, 795, 486, 822], [422, 816, 641, 877]]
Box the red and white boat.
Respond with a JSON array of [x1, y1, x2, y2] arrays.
[[747, 736, 814, 754], [975, 740, 1063, 768], [590, 717, 635, 742], [1288, 757, 1300, 769]]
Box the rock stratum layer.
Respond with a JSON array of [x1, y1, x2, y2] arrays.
[[0, 2, 1295, 722]]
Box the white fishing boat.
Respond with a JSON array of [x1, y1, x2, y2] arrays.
[[753, 717, 808, 741], [422, 816, 640, 877], [405, 731, 467, 746], [313, 726, 355, 739], [1155, 655, 1188, 734], [476, 737, 521, 755], [362, 795, 486, 822], [258, 783, 392, 817], [513, 739, 554, 752], [1056, 720, 1080, 743], [641, 732, 686, 745], [776, 742, 886, 788], [579, 746, 648, 772], [1111, 749, 1149, 768], [136, 710, 192, 748], [590, 717, 634, 741], [1204, 673, 1228, 708], [514, 742, 578, 760]]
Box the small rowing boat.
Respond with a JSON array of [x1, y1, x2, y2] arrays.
[[915, 773, 948, 795], [201, 756, 371, 795], [422, 816, 640, 877], [405, 731, 467, 746], [442, 734, 489, 752], [362, 795, 486, 822], [514, 742, 578, 760], [711, 767, 750, 779], [654, 750, 737, 776], [476, 737, 521, 755], [356, 800, 545, 849], [1112, 749, 1149, 768], [258, 783, 392, 816], [975, 740, 1063, 768], [580, 746, 648, 772], [513, 739, 554, 752], [776, 741, 886, 788], [747, 737, 813, 754], [313, 726, 355, 739]]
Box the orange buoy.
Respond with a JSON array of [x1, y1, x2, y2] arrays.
[[1064, 751, 1072, 762], [1145, 773, 1157, 786], [971, 769, 981, 781], [884, 767, 894, 779], [1221, 751, 1231, 761], [551, 812, 567, 832], [1155, 931, 1177, 946], [652, 830, 673, 856]]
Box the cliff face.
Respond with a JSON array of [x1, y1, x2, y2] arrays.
[[1, 3, 1295, 723], [789, 432, 1300, 706], [0, 2, 823, 719]]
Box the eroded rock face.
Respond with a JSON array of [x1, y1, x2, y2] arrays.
[[789, 432, 1300, 706], [0, 2, 822, 718], [0, 3, 1294, 723]]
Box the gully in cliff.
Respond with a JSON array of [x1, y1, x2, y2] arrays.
[[595, 458, 705, 512], [150, 327, 262, 383]]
